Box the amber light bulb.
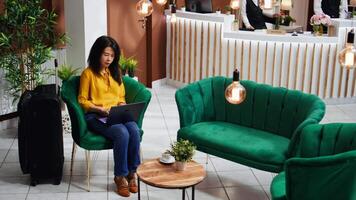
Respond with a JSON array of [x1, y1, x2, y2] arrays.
[[339, 30, 356, 69], [230, 0, 240, 10], [280, 0, 292, 10], [260, 0, 274, 9], [225, 69, 246, 104], [156, 0, 167, 6], [136, 0, 154, 17]]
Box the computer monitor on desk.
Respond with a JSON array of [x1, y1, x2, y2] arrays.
[[185, 0, 213, 13]]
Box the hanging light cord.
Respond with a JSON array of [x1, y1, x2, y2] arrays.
[[353, 6, 355, 31]]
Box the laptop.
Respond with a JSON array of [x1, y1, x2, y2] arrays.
[[97, 102, 146, 125]]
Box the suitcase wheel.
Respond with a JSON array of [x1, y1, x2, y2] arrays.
[[53, 177, 61, 185], [30, 179, 38, 186]]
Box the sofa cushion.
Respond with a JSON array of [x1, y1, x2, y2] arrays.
[[178, 121, 290, 169]]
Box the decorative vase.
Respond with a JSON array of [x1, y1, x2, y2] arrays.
[[175, 161, 186, 171], [313, 25, 323, 36], [274, 16, 280, 30], [231, 20, 239, 31]]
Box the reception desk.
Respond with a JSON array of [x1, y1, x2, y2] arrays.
[[165, 10, 356, 102]]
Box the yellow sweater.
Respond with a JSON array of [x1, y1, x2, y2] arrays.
[[78, 67, 126, 112]]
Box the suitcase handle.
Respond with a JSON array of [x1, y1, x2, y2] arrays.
[[54, 59, 58, 95]]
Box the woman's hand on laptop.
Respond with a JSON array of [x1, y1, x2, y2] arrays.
[[118, 102, 126, 106], [99, 107, 109, 116], [90, 106, 109, 116]]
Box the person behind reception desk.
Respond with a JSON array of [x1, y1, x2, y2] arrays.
[[241, 0, 275, 30], [314, 0, 348, 18]]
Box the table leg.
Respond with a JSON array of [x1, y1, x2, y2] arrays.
[[138, 177, 141, 200], [192, 186, 195, 200], [182, 188, 186, 200]]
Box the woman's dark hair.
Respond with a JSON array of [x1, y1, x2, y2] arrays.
[[88, 35, 122, 84]]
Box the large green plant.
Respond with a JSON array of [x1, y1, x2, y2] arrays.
[[0, 0, 67, 101]]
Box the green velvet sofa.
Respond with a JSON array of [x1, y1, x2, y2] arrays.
[[270, 123, 356, 200], [175, 77, 325, 173]]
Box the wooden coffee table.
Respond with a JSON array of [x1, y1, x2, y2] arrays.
[[136, 159, 206, 200]]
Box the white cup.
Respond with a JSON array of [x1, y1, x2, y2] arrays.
[[161, 152, 171, 161]]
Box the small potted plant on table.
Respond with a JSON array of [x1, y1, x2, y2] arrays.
[[168, 139, 196, 171]]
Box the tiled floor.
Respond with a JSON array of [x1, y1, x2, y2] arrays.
[[0, 84, 355, 200]]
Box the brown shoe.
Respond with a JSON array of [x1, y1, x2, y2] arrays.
[[127, 173, 138, 193], [114, 176, 130, 197]]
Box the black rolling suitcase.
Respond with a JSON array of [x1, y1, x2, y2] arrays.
[[18, 61, 64, 186]]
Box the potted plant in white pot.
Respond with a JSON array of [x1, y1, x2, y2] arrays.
[[119, 55, 128, 76], [126, 57, 138, 78], [168, 139, 196, 171]]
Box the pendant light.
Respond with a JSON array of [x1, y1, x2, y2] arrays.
[[338, 3, 356, 69], [259, 0, 276, 10], [339, 29, 356, 69], [225, 69, 246, 104], [156, 0, 167, 6], [230, 0, 240, 10], [280, 0, 292, 10], [136, 0, 154, 18]]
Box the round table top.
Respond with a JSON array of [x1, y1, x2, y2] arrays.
[[136, 159, 206, 189]]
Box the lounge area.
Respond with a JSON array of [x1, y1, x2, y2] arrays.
[[0, 84, 355, 199], [0, 0, 356, 200]]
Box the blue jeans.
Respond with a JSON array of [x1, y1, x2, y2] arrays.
[[85, 113, 141, 176]]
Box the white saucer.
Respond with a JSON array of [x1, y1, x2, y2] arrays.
[[159, 156, 175, 164]]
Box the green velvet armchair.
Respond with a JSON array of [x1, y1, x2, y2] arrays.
[[61, 75, 151, 191], [270, 123, 356, 200], [175, 77, 325, 173]]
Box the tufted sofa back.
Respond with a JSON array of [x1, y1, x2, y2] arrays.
[[298, 123, 356, 157], [175, 77, 325, 139]]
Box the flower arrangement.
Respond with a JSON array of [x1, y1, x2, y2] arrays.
[[310, 14, 331, 36], [310, 14, 331, 26]]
